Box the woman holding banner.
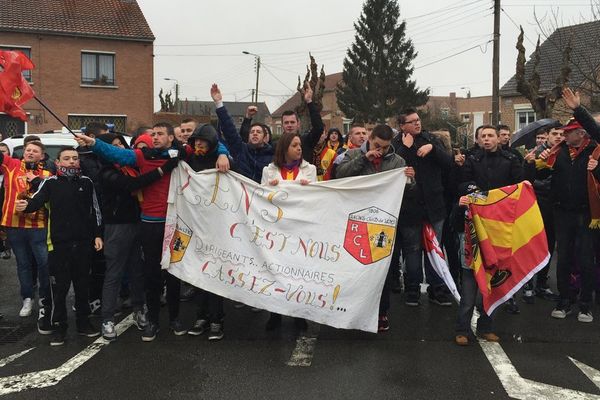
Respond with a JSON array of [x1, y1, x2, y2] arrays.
[[261, 131, 317, 331]]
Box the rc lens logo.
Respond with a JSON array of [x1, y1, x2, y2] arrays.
[[170, 218, 192, 263], [343, 207, 397, 265]]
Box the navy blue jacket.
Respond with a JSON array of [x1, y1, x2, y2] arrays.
[[216, 106, 273, 183]]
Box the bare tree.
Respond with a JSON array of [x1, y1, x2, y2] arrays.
[[294, 53, 326, 128], [515, 26, 572, 118]]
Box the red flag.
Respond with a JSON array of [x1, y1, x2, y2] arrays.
[[0, 50, 35, 121]]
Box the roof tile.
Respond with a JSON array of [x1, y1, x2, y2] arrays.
[[0, 0, 154, 41]]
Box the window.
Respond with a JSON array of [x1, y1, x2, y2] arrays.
[[0, 46, 32, 81], [67, 114, 126, 133], [81, 52, 115, 85], [440, 108, 450, 119], [342, 118, 352, 135], [460, 113, 470, 122], [516, 110, 535, 130], [275, 125, 282, 136]]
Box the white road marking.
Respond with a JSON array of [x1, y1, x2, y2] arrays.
[[287, 336, 318, 367], [0, 348, 34, 368], [480, 341, 600, 399], [0, 314, 135, 396], [570, 357, 600, 391]]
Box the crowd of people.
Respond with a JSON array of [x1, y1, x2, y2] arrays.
[[1, 84, 598, 347]]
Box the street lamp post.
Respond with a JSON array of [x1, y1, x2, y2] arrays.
[[242, 51, 261, 104], [164, 77, 179, 112]]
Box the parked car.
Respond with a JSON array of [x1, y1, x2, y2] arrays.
[[2, 129, 131, 160]]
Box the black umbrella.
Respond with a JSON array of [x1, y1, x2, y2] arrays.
[[510, 118, 561, 149]]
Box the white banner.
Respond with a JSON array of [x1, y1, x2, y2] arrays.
[[161, 163, 407, 333]]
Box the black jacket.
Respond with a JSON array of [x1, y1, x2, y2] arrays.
[[24, 174, 102, 246], [548, 139, 600, 212], [77, 147, 104, 202], [393, 131, 453, 224], [573, 105, 600, 143], [461, 148, 523, 191], [301, 102, 325, 163], [99, 162, 175, 225]]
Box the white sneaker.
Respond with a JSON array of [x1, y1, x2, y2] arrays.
[[578, 311, 593, 323], [102, 321, 116, 341], [19, 298, 33, 317]]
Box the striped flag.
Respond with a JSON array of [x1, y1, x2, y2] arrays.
[[465, 181, 549, 314], [422, 223, 460, 303]]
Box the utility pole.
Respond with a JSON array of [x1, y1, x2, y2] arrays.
[[254, 56, 261, 105], [492, 0, 500, 125], [243, 51, 261, 104]]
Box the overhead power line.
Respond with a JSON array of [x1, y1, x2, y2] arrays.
[[155, 29, 354, 47], [415, 40, 493, 69]]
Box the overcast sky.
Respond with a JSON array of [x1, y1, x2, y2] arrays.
[[137, 0, 594, 113]]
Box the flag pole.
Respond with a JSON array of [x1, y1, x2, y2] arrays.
[[33, 95, 76, 136]]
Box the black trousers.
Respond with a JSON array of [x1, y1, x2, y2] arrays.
[[47, 241, 93, 330], [140, 221, 180, 325], [555, 208, 595, 305]]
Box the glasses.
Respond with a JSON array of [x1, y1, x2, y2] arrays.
[[403, 118, 420, 125]]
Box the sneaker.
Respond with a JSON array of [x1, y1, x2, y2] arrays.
[[169, 319, 187, 336], [102, 321, 117, 341], [578, 311, 593, 323], [455, 335, 469, 346], [551, 302, 572, 319], [536, 285, 559, 301], [208, 323, 224, 341], [478, 332, 500, 342], [428, 288, 452, 306], [19, 298, 33, 317], [188, 319, 209, 336], [523, 289, 535, 304], [1, 249, 11, 259], [577, 304, 593, 323], [50, 330, 66, 346], [142, 322, 159, 342], [378, 315, 390, 332], [77, 320, 100, 337], [265, 313, 282, 331], [405, 291, 420, 307], [37, 314, 53, 335], [133, 310, 149, 331], [504, 298, 520, 314]]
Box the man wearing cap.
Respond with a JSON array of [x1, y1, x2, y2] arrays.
[[539, 119, 600, 322]]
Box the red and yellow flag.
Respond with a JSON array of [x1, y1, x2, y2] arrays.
[[0, 50, 35, 121], [464, 181, 549, 314]]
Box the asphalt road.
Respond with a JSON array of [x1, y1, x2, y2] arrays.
[[0, 257, 598, 400]]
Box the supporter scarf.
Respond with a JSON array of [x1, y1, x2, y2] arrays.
[[589, 145, 600, 229], [328, 140, 340, 152], [347, 141, 358, 150], [280, 160, 300, 181], [56, 166, 81, 178]]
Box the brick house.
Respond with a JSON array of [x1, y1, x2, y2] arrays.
[[0, 0, 154, 137], [499, 20, 600, 132]]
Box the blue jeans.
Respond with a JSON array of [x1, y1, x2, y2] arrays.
[[399, 219, 444, 293], [6, 227, 49, 300]]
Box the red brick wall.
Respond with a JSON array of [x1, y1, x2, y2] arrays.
[[1, 32, 153, 133]]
